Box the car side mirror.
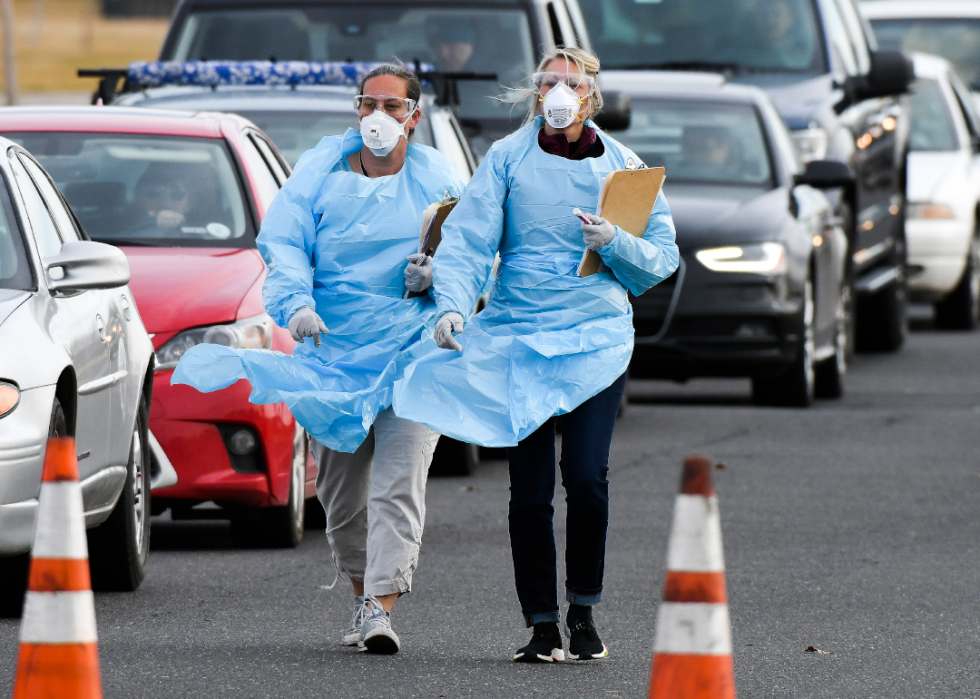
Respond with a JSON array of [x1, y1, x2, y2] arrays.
[[856, 50, 914, 100], [44, 241, 131, 294], [593, 90, 631, 131], [793, 159, 856, 189]]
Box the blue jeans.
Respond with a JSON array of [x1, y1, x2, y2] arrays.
[[506, 372, 628, 626]]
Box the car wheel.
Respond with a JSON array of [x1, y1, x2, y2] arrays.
[[232, 426, 306, 548], [815, 284, 850, 399], [88, 394, 151, 592], [935, 233, 980, 330], [429, 438, 479, 476], [753, 276, 815, 407]]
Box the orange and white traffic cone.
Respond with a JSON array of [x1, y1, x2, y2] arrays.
[[12, 437, 102, 699], [648, 454, 735, 699]]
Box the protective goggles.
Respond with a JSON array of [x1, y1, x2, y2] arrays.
[[353, 94, 418, 119], [531, 71, 596, 93]]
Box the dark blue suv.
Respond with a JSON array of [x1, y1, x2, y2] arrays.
[[580, 0, 914, 352]]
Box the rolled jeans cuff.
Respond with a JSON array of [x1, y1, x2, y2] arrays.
[[566, 589, 602, 606]]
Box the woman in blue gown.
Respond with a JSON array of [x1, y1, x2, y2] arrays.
[[392, 48, 679, 662]]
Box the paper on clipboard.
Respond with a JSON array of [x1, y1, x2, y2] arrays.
[[405, 189, 460, 299], [577, 167, 665, 277]]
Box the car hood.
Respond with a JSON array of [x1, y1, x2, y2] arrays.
[[120, 247, 265, 333], [733, 73, 838, 129], [907, 151, 972, 203], [0, 290, 31, 327], [664, 184, 789, 250]]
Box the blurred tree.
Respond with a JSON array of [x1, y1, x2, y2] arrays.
[[1, 0, 18, 105]]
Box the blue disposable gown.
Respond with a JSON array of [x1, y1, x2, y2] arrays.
[[392, 117, 679, 447], [172, 129, 465, 451]]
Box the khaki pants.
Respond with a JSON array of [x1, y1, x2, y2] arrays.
[[311, 408, 439, 597]]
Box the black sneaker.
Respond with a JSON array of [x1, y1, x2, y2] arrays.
[[565, 605, 608, 660], [512, 622, 565, 663]]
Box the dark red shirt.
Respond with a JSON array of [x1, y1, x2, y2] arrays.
[[537, 126, 605, 160]]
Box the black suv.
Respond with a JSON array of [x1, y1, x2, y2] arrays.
[[158, 0, 594, 157], [580, 0, 914, 352]]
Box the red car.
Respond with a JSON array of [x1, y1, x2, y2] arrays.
[[0, 107, 317, 547]]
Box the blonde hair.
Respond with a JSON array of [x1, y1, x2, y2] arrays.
[[500, 47, 604, 127]]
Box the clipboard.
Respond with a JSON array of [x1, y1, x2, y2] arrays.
[[578, 167, 665, 277], [406, 190, 459, 299]]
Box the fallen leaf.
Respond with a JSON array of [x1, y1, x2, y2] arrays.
[[715, 462, 727, 470], [804, 646, 832, 654]]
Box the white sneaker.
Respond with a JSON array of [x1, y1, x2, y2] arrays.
[[342, 596, 366, 646], [358, 596, 400, 654]]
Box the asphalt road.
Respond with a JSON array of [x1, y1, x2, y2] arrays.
[[2, 312, 980, 698]]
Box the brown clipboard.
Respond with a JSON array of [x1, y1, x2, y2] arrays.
[[578, 167, 665, 277], [406, 192, 459, 299]]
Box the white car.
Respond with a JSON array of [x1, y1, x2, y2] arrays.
[[900, 53, 980, 328], [0, 137, 155, 615], [862, 1, 980, 92]]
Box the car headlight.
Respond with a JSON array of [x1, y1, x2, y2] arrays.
[[155, 313, 274, 371], [907, 202, 956, 220], [792, 127, 828, 163], [0, 381, 20, 419], [695, 243, 787, 274]]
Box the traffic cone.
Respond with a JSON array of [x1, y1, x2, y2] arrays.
[[648, 454, 735, 699], [12, 437, 102, 699]]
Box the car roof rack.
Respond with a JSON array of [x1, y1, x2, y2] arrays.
[[78, 60, 497, 108]]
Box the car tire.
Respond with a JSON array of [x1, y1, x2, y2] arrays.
[[88, 394, 151, 592], [753, 276, 815, 407], [232, 427, 306, 548], [815, 284, 850, 399], [429, 438, 479, 477], [934, 233, 980, 330], [1, 397, 72, 617], [855, 273, 907, 352]]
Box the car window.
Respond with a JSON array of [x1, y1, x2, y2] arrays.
[[238, 135, 281, 214], [577, 0, 825, 73], [869, 18, 980, 90], [4, 133, 253, 248], [760, 99, 804, 177], [616, 99, 773, 187], [832, 0, 871, 75], [9, 153, 62, 258], [908, 79, 959, 152], [248, 133, 288, 186], [819, 0, 859, 76], [947, 70, 980, 141], [429, 109, 472, 182], [0, 168, 34, 291], [236, 111, 356, 167], [167, 6, 536, 121], [20, 155, 81, 242]]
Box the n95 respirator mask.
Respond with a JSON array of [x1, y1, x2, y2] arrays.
[[360, 111, 410, 156], [541, 82, 585, 130]]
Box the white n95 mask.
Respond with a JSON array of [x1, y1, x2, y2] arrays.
[[541, 82, 584, 129], [360, 111, 408, 156]]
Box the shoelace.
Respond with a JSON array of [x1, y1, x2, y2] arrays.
[[348, 598, 368, 632], [363, 595, 391, 629]]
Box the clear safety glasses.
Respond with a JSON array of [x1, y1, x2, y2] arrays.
[[353, 94, 418, 119], [531, 71, 596, 93]]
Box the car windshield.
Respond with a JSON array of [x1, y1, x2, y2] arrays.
[[0, 173, 34, 291], [870, 18, 980, 90], [166, 6, 536, 121], [615, 100, 773, 186], [908, 79, 959, 152], [2, 133, 253, 248], [578, 0, 825, 73]]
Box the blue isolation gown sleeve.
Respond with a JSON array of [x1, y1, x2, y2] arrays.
[[597, 189, 679, 296], [256, 145, 338, 328], [430, 150, 508, 318]]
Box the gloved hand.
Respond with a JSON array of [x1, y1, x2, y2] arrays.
[[434, 312, 464, 352], [288, 306, 329, 348], [582, 214, 617, 251], [404, 253, 433, 292]]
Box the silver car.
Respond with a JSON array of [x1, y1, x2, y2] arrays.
[[0, 137, 155, 615]]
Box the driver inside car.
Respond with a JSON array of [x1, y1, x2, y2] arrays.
[[132, 162, 229, 237]]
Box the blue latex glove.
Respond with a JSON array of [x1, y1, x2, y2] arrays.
[[434, 312, 464, 351], [582, 213, 617, 251], [404, 253, 433, 292], [288, 306, 329, 347]]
